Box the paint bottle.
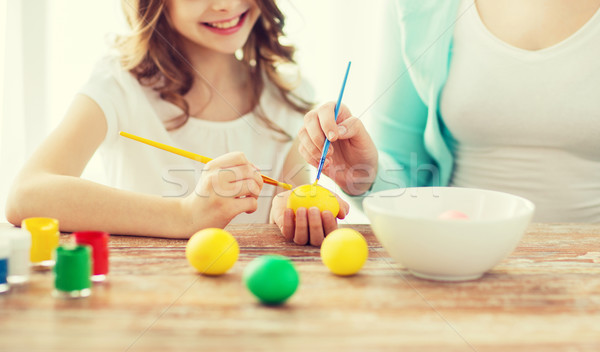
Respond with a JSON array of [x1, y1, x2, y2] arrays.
[[53, 244, 92, 299], [21, 217, 60, 270], [5, 227, 32, 284], [73, 231, 109, 282], [0, 238, 10, 293]]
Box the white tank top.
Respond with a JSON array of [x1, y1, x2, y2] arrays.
[[79, 56, 305, 224], [440, 0, 600, 222]]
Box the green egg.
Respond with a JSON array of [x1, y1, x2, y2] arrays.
[[243, 255, 299, 305]]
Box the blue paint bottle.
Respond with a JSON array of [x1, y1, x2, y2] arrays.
[[0, 238, 9, 293]]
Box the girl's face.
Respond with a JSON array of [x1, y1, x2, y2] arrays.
[[166, 0, 261, 55]]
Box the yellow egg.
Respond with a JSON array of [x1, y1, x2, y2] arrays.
[[320, 228, 368, 276], [287, 184, 340, 217], [185, 228, 239, 276]]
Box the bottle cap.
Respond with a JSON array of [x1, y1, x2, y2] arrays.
[[54, 245, 92, 292], [22, 217, 59, 234]]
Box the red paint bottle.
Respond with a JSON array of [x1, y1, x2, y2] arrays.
[[73, 231, 109, 282]]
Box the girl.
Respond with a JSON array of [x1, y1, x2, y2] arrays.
[[275, 0, 600, 239], [6, 0, 348, 239]]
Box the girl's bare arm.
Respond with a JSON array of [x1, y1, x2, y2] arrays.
[[5, 95, 259, 238]]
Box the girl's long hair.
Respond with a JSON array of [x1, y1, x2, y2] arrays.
[[116, 0, 311, 136]]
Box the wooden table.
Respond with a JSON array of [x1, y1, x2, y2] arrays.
[[1, 223, 599, 352]]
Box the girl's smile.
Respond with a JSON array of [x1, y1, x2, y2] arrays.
[[167, 0, 260, 55], [202, 10, 249, 35]]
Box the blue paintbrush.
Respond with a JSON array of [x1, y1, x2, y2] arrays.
[[314, 61, 351, 183]]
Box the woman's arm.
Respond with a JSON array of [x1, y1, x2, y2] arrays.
[[367, 1, 434, 192]]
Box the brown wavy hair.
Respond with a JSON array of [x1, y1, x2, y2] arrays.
[[116, 0, 311, 136]]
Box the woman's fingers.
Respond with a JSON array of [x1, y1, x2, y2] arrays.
[[274, 207, 295, 242], [337, 116, 364, 140], [336, 196, 350, 219], [299, 102, 353, 167], [298, 141, 334, 169], [308, 207, 325, 246], [271, 192, 293, 241], [293, 207, 309, 245], [322, 210, 338, 235], [282, 208, 295, 242], [303, 109, 327, 149], [316, 103, 352, 142], [297, 129, 322, 166], [286, 207, 342, 247], [303, 107, 337, 155]]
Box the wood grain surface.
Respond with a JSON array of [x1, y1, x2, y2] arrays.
[[0, 223, 599, 352]]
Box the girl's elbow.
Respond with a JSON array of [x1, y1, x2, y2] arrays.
[[5, 194, 25, 226], [5, 181, 37, 226], [5, 206, 24, 227]]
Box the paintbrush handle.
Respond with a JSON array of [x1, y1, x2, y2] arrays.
[[119, 131, 292, 190], [315, 61, 351, 182], [120, 131, 212, 164]]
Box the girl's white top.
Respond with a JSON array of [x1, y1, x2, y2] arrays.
[[80, 56, 305, 224], [441, 0, 600, 222]]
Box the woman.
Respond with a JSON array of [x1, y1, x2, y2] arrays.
[[273, 0, 600, 242]]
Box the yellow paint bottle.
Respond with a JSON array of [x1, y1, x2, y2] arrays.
[[21, 217, 60, 270]]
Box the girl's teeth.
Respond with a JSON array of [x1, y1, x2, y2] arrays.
[[207, 16, 241, 29]]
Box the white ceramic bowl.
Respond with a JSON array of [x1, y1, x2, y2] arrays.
[[363, 187, 535, 281]]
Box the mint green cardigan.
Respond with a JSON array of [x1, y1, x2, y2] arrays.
[[369, 0, 462, 192]]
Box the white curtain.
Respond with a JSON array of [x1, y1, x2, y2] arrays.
[[0, 0, 125, 222], [0, 0, 384, 223], [0, 0, 37, 224]]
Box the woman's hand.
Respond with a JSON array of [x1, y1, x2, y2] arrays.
[[182, 151, 264, 231], [298, 102, 378, 195], [270, 190, 350, 247]]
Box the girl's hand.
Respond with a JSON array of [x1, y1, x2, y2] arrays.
[[182, 151, 263, 230], [299, 102, 379, 195], [270, 190, 350, 247]]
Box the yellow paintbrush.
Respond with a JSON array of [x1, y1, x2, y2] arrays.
[[119, 131, 292, 190]]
